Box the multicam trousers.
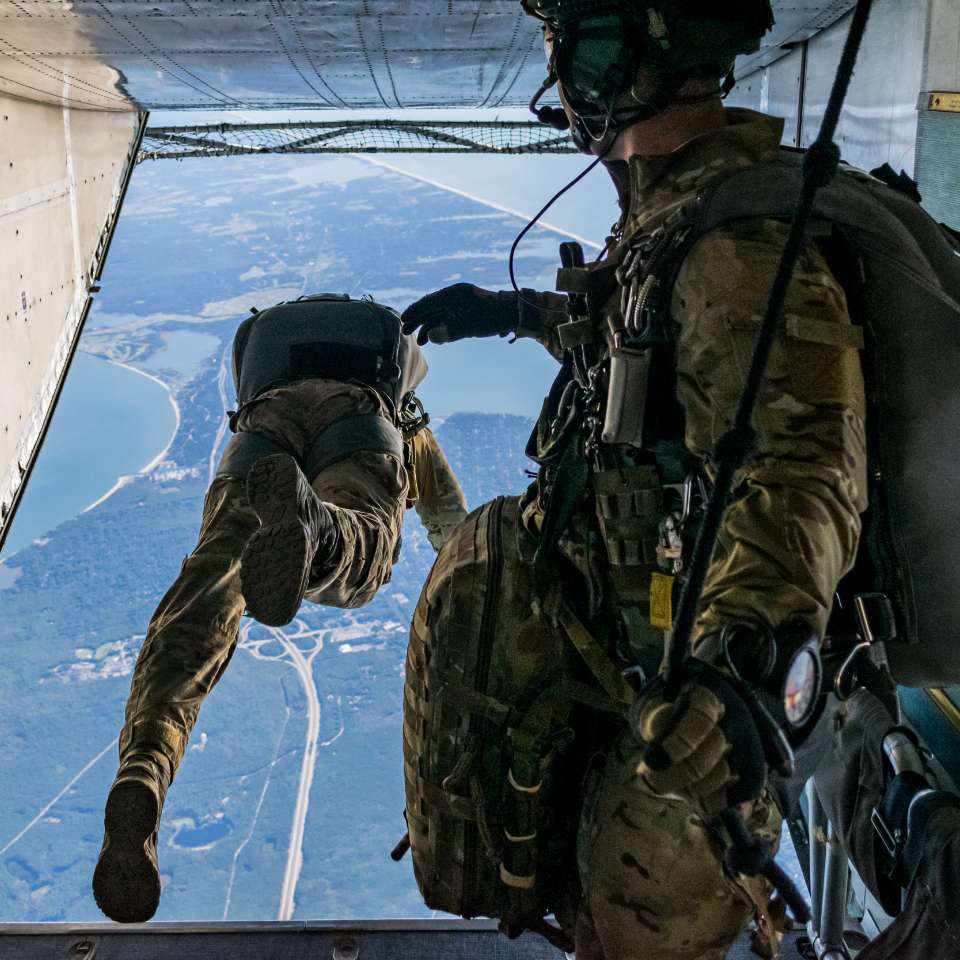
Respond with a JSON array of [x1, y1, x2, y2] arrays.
[[118, 379, 410, 774], [576, 727, 784, 960]]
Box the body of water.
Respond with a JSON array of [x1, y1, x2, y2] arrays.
[[143, 331, 221, 380], [0, 351, 177, 559]]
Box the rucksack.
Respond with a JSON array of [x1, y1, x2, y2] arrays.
[[402, 496, 629, 948], [217, 294, 425, 481], [232, 293, 427, 410], [645, 153, 960, 688]]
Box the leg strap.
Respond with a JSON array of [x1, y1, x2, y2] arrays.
[[215, 414, 404, 482], [216, 432, 291, 479], [302, 413, 403, 480]]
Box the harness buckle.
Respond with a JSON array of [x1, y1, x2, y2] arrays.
[[834, 593, 899, 720]]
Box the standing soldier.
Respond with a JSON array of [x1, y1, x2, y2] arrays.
[[93, 294, 467, 924], [401, 3, 867, 958]]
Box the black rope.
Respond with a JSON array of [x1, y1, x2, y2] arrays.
[[659, 0, 875, 921], [665, 0, 875, 696]]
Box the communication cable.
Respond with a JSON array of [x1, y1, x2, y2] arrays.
[[508, 132, 619, 310]]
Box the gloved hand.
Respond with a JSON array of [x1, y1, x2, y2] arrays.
[[631, 668, 768, 818], [401, 283, 519, 346]]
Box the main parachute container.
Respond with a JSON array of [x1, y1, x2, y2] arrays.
[[683, 155, 960, 687]]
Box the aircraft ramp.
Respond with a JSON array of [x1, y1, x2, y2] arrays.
[[0, 919, 808, 960]]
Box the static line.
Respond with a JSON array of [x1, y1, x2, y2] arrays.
[[0, 738, 118, 856], [353, 155, 604, 251]]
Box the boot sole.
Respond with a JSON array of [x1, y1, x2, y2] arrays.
[[241, 454, 312, 627], [92, 783, 161, 924]]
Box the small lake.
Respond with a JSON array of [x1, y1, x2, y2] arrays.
[[0, 351, 177, 559], [172, 817, 235, 849]]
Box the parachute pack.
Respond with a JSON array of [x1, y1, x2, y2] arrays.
[[647, 153, 960, 687], [217, 294, 427, 481], [232, 293, 427, 411]]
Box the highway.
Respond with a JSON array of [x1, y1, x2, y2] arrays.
[[241, 619, 326, 920], [215, 349, 328, 921]]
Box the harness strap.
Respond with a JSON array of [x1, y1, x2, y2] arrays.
[[216, 432, 291, 479], [531, 432, 590, 594], [555, 601, 635, 707], [215, 413, 404, 481], [303, 413, 403, 480]]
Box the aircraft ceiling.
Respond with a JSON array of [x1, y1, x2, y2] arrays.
[[2, 0, 858, 113]]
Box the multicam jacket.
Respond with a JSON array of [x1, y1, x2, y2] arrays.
[[518, 109, 868, 655]]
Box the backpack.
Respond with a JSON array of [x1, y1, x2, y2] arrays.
[[216, 294, 425, 481], [648, 154, 960, 687], [402, 496, 629, 948], [232, 293, 427, 410]]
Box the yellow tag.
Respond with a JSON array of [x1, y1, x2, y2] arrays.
[[649, 573, 675, 630], [929, 92, 960, 113]]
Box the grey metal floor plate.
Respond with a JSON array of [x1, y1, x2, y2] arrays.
[[0, 921, 811, 960]]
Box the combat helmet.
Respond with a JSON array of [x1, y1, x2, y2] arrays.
[[523, 0, 775, 150]]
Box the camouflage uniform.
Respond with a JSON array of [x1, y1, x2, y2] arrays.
[[577, 730, 783, 960], [120, 377, 466, 775], [511, 110, 865, 957], [521, 109, 867, 646]]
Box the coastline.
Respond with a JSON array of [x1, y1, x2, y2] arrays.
[[354, 154, 605, 251], [80, 358, 181, 514]]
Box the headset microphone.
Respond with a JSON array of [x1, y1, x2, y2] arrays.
[[534, 105, 570, 130], [529, 73, 570, 131]]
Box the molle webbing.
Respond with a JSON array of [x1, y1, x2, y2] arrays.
[[593, 465, 663, 608], [216, 413, 403, 480]]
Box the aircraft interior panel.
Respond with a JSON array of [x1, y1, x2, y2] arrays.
[[0, 94, 143, 547], [798, 0, 926, 176], [0, 0, 866, 113]]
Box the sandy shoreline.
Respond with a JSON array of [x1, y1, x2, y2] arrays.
[[80, 358, 182, 514]]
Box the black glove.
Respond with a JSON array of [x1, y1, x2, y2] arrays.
[[401, 283, 519, 346]]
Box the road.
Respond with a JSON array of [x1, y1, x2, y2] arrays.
[[241, 618, 326, 920], [207, 344, 233, 486], [212, 339, 329, 921]]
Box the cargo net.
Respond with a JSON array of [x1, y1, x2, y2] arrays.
[[138, 119, 578, 162]]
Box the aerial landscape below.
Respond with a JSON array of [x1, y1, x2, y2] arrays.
[[0, 152, 565, 922]]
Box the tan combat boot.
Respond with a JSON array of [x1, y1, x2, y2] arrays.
[[92, 753, 171, 923], [241, 453, 337, 626]]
